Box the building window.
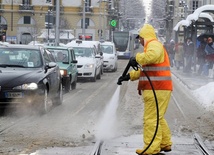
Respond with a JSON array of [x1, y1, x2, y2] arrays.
[[85, 0, 91, 12], [22, 0, 31, 5], [53, 0, 61, 6], [192, 1, 198, 11], [81, 18, 90, 29], [21, 33, 32, 44], [190, 0, 202, 12], [179, 0, 185, 7], [23, 16, 31, 24]]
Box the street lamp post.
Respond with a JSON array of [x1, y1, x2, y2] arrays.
[[82, 0, 86, 40], [55, 0, 60, 46], [47, 10, 50, 45], [98, 0, 102, 41], [165, 1, 174, 42], [11, 0, 13, 31], [184, 4, 188, 19], [179, 0, 188, 18]]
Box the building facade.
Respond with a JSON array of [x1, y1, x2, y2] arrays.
[[168, 0, 214, 42], [0, 0, 119, 44]]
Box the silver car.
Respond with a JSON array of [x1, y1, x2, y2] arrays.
[[101, 41, 118, 72]]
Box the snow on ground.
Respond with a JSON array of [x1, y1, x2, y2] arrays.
[[192, 82, 214, 111], [171, 66, 214, 112]]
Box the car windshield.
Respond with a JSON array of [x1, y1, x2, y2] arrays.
[[48, 49, 69, 63], [0, 48, 42, 68], [101, 45, 113, 54], [73, 47, 93, 58]]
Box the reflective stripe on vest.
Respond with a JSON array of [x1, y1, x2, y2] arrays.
[[139, 76, 172, 81], [143, 66, 170, 71]]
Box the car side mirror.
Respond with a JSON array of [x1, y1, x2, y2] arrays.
[[48, 62, 57, 68], [62, 61, 69, 64], [72, 60, 78, 64], [45, 62, 57, 72], [100, 52, 103, 56], [95, 55, 101, 58]]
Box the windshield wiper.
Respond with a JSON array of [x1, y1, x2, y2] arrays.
[[0, 64, 26, 68]]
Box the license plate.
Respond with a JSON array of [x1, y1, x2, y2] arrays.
[[5, 92, 23, 98]]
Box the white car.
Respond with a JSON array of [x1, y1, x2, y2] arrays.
[[66, 40, 102, 82], [101, 41, 118, 72], [82, 40, 104, 74]]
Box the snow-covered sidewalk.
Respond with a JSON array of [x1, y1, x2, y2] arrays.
[[171, 67, 214, 111]]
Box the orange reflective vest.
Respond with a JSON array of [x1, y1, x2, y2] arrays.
[[138, 40, 173, 91]]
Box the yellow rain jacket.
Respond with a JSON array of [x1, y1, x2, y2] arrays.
[[129, 24, 173, 154]]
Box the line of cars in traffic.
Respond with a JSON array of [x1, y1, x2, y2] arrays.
[[0, 40, 118, 114]]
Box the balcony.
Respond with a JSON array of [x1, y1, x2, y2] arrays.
[[79, 6, 93, 15], [52, 6, 64, 15], [19, 4, 34, 12]]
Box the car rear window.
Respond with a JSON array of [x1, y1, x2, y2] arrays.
[[73, 47, 94, 58], [101, 45, 113, 54], [47, 49, 69, 63], [0, 48, 42, 68]]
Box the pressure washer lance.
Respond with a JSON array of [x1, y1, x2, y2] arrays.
[[117, 59, 138, 85], [117, 62, 159, 155]]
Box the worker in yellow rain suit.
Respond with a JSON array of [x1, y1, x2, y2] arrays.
[[118, 24, 173, 155]]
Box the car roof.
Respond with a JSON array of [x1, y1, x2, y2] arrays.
[[82, 40, 100, 45], [100, 41, 115, 46], [44, 46, 73, 50], [0, 44, 41, 50], [66, 40, 96, 48]]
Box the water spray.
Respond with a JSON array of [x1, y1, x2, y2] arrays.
[[117, 60, 159, 155], [90, 86, 121, 155]]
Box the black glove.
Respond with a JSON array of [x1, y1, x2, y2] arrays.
[[129, 56, 138, 69], [117, 74, 130, 85]]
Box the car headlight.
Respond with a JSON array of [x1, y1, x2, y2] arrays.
[[84, 64, 94, 69], [60, 70, 67, 76], [13, 83, 38, 90]]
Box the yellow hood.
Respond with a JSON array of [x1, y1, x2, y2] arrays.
[[139, 24, 157, 41]]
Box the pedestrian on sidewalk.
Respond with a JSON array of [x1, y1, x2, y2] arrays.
[[163, 42, 169, 51], [183, 38, 194, 73], [196, 37, 207, 75], [203, 37, 214, 77], [118, 24, 173, 155], [174, 41, 184, 70], [168, 40, 175, 67]]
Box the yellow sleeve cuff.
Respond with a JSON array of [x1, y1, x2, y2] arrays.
[[129, 69, 141, 81]]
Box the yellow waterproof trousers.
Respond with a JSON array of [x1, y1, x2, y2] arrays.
[[142, 90, 172, 154]]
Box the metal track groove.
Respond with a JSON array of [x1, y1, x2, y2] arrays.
[[90, 140, 104, 155], [193, 133, 212, 155]]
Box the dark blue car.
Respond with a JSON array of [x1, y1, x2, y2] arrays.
[[0, 44, 63, 114]]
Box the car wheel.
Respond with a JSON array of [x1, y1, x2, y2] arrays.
[[71, 76, 77, 90], [39, 88, 52, 115], [97, 68, 101, 79], [53, 83, 63, 106], [101, 65, 104, 75], [114, 64, 118, 72], [64, 78, 71, 93], [0, 107, 6, 115], [91, 70, 96, 82]]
